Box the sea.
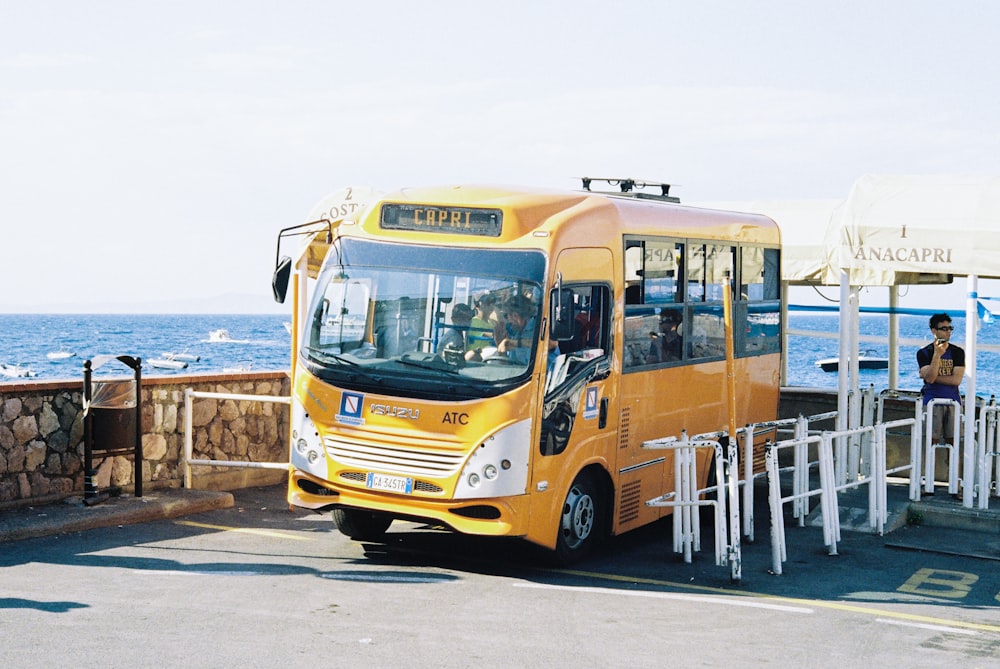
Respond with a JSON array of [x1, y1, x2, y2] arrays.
[[4, 312, 1000, 396], [787, 312, 1000, 397], [0, 314, 290, 381]]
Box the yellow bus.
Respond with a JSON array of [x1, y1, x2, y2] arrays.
[[271, 179, 781, 563]]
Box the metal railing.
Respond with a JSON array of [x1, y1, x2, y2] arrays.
[[182, 388, 291, 489], [976, 402, 1000, 508], [643, 431, 742, 584], [765, 416, 922, 575]]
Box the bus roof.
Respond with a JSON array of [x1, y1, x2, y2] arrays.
[[354, 184, 780, 247]]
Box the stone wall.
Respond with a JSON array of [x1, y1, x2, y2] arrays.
[[0, 371, 290, 509]]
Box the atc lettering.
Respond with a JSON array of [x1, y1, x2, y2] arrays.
[[442, 411, 469, 425]]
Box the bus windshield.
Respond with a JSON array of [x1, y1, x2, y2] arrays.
[[301, 237, 547, 400]]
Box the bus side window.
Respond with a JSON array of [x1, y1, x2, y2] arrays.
[[546, 285, 610, 391], [688, 305, 725, 360], [623, 313, 654, 368]]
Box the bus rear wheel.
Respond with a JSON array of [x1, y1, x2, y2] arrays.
[[331, 507, 393, 541], [553, 470, 604, 564]]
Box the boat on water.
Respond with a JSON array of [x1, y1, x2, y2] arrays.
[[163, 351, 200, 362], [208, 329, 232, 342], [148, 355, 188, 370], [815, 351, 889, 373], [0, 362, 37, 378], [46, 349, 76, 361], [223, 363, 253, 373]]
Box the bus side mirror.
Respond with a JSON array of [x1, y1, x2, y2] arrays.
[[550, 288, 575, 341], [272, 256, 292, 303]]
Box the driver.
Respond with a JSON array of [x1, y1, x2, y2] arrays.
[[436, 303, 474, 356]]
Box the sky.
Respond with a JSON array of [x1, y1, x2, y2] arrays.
[[3, 1, 1000, 313]]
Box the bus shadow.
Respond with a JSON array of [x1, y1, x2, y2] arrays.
[[356, 512, 1000, 611]]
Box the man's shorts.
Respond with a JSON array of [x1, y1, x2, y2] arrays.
[[928, 401, 958, 443]]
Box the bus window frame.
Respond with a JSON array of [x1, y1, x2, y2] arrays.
[[623, 236, 781, 371]]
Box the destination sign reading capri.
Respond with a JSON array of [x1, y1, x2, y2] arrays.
[[380, 204, 503, 237]]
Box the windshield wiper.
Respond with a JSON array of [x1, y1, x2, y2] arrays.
[[397, 356, 465, 376], [304, 346, 360, 367]]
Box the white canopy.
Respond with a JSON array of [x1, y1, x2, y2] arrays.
[[697, 174, 1000, 510], [838, 174, 1000, 285], [698, 174, 1000, 286]]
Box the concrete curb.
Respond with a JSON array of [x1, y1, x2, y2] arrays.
[[0, 488, 235, 543]]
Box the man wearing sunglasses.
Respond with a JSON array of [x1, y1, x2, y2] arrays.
[[917, 312, 966, 448]]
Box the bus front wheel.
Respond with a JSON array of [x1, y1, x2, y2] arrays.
[[553, 470, 604, 564], [332, 507, 393, 541]]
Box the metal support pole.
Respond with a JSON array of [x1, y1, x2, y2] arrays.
[[133, 358, 143, 498], [83, 360, 95, 499]]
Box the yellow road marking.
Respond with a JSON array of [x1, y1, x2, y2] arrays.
[[174, 520, 312, 541], [556, 568, 1000, 635]]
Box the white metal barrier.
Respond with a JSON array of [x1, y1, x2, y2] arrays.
[[976, 402, 1000, 509], [765, 416, 921, 574], [737, 419, 791, 543], [825, 425, 879, 542], [765, 434, 834, 575], [871, 389, 997, 510], [836, 385, 876, 486], [874, 417, 921, 527], [643, 431, 742, 584], [923, 398, 961, 496], [182, 388, 291, 489], [766, 412, 839, 526]]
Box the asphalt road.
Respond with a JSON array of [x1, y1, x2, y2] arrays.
[[1, 484, 999, 668]]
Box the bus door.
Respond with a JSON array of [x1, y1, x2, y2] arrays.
[[531, 249, 616, 538]]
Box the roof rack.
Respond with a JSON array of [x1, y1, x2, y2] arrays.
[[580, 177, 680, 203]]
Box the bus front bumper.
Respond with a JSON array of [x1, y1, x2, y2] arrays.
[[288, 469, 530, 538]]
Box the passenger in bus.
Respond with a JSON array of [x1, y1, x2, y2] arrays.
[[464, 295, 498, 361], [560, 311, 599, 355], [496, 295, 558, 368], [646, 309, 682, 363], [496, 295, 534, 364], [436, 303, 474, 356]]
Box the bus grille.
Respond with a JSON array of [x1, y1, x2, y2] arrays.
[[325, 437, 466, 478]]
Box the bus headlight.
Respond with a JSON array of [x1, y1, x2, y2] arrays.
[[454, 420, 531, 499], [290, 397, 327, 479]]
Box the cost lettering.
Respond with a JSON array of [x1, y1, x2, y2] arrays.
[[327, 201, 362, 218], [411, 209, 473, 229]]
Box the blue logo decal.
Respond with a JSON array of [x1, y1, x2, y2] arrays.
[[583, 386, 599, 420], [336, 391, 366, 426]]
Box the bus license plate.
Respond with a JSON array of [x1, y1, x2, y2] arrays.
[[366, 472, 414, 494]]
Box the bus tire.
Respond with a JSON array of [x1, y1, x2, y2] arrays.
[[553, 470, 604, 564], [331, 507, 393, 541]]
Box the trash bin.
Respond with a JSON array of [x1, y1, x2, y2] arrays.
[[83, 355, 143, 501]]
